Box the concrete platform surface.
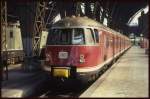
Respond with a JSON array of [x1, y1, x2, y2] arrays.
[[1, 67, 49, 98], [80, 46, 148, 98]]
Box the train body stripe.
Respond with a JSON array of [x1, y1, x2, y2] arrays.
[[76, 47, 129, 73], [43, 47, 130, 73]]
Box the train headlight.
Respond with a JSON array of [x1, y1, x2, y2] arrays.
[[80, 54, 85, 63]]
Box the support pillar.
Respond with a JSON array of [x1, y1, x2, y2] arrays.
[[1, 1, 8, 80]]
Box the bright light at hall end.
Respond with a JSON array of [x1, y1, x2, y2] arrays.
[[127, 5, 149, 27]]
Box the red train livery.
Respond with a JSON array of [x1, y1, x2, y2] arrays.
[[44, 16, 132, 82]]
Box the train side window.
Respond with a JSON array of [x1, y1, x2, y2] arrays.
[[10, 31, 13, 38], [94, 29, 99, 43], [85, 28, 95, 45]]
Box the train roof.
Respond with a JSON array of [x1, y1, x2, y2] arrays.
[[52, 16, 102, 28], [52, 16, 129, 39]]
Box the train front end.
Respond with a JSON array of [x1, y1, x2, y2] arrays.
[[44, 17, 101, 82], [45, 28, 85, 79]]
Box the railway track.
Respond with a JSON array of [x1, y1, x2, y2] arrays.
[[38, 63, 113, 98], [39, 79, 92, 98]]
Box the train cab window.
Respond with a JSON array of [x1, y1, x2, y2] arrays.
[[10, 31, 13, 38], [61, 29, 71, 44], [94, 29, 99, 43], [47, 29, 71, 45], [85, 28, 95, 45], [72, 28, 85, 45]]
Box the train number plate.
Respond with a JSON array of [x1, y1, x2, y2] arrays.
[[53, 68, 70, 78], [58, 52, 68, 59]]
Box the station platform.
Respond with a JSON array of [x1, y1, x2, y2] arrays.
[[1, 64, 50, 98], [80, 46, 148, 98]]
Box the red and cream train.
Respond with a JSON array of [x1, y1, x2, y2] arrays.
[[44, 16, 132, 82]]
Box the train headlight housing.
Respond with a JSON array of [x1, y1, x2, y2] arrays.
[[79, 54, 85, 63]]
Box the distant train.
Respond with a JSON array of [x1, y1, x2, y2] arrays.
[[1, 21, 24, 65], [44, 16, 132, 82], [1, 20, 49, 65], [139, 37, 149, 54], [139, 38, 149, 48]]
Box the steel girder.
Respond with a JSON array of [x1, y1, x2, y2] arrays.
[[1, 1, 8, 80]]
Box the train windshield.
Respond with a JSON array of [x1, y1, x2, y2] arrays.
[[72, 28, 85, 45], [47, 28, 85, 45]]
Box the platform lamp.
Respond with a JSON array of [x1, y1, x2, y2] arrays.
[[140, 33, 143, 42], [140, 33, 143, 39], [140, 33, 143, 47]]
